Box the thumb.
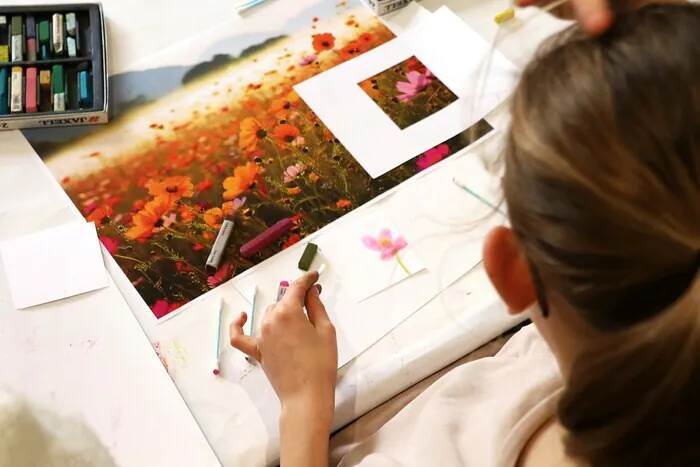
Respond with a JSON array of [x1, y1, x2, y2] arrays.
[[305, 285, 332, 328], [283, 271, 320, 304]]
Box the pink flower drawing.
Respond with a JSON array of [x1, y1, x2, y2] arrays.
[[362, 228, 411, 275], [396, 71, 432, 102], [416, 143, 450, 172]]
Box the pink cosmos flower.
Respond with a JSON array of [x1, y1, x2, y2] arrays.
[[284, 164, 303, 183], [151, 299, 182, 319], [207, 263, 235, 289], [299, 54, 317, 66], [362, 228, 408, 261], [416, 144, 450, 172], [99, 236, 119, 255], [396, 71, 432, 102], [162, 213, 177, 229]]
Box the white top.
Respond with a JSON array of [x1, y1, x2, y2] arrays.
[[333, 325, 564, 467]]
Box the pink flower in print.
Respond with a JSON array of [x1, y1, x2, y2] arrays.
[[396, 71, 432, 102], [362, 228, 412, 275], [151, 299, 183, 319], [207, 263, 235, 289], [299, 54, 317, 66], [416, 144, 450, 172], [283, 164, 303, 183], [99, 236, 119, 255]]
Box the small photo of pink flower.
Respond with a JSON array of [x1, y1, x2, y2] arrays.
[[396, 71, 432, 102]]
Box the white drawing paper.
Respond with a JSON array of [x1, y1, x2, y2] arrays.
[[0, 221, 109, 309], [295, 6, 519, 178], [322, 212, 425, 302]]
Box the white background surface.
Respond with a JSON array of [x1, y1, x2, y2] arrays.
[[0, 1, 569, 466]]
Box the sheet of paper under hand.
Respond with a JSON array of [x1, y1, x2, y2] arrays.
[[0, 221, 109, 309]]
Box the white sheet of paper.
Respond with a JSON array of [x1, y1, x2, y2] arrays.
[[0, 221, 109, 309], [322, 213, 425, 302], [295, 6, 519, 178]]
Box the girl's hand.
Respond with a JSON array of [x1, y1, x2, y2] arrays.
[[517, 0, 613, 34], [519, 0, 683, 35], [229, 272, 338, 419]]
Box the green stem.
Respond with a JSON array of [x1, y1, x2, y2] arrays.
[[113, 254, 149, 267], [153, 241, 207, 277], [395, 253, 411, 276]]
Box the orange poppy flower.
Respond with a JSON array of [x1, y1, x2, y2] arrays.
[[358, 32, 373, 45], [146, 176, 194, 201], [197, 179, 214, 192], [286, 90, 301, 103], [223, 162, 260, 200], [126, 196, 173, 240], [339, 41, 365, 61], [287, 187, 301, 195], [203, 208, 224, 229], [86, 205, 113, 227], [336, 199, 352, 209], [179, 206, 196, 223], [312, 33, 336, 53], [269, 99, 291, 118], [273, 124, 301, 144], [283, 234, 302, 250], [309, 173, 320, 183], [239, 117, 267, 153]]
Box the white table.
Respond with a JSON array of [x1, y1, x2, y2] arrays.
[[1, 1, 568, 465]]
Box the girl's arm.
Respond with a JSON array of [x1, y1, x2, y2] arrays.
[[230, 271, 338, 466]]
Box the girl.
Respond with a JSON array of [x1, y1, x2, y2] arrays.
[[230, 3, 700, 466]]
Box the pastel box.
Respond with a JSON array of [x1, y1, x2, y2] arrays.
[[0, 3, 107, 130]]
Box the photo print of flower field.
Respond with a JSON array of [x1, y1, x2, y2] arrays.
[[359, 55, 458, 130], [23, 0, 493, 319]]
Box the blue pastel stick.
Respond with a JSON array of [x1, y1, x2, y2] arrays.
[[78, 70, 92, 108], [0, 68, 8, 114]]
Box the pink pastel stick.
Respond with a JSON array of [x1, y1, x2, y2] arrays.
[[240, 218, 294, 258]]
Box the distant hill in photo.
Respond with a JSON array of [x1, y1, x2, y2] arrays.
[[23, 34, 288, 157]]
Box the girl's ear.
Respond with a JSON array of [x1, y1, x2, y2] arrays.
[[483, 226, 538, 314]]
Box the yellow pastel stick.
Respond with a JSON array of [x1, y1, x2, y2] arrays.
[[494, 7, 515, 24]]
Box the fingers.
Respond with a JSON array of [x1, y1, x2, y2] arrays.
[[571, 0, 613, 34], [305, 285, 332, 328], [229, 312, 262, 361], [282, 271, 320, 305]]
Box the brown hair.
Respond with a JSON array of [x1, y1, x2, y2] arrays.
[[504, 4, 700, 465]]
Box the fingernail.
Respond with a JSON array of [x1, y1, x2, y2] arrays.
[[315, 284, 322, 295]]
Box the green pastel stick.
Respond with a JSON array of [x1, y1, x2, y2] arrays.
[[298, 243, 319, 271], [38, 21, 49, 42], [10, 16, 21, 36]]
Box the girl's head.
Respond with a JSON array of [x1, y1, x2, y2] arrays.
[[484, 3, 700, 465]]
